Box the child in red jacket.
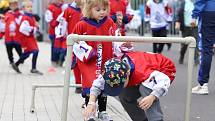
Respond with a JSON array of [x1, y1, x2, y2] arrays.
[[11, 1, 42, 75], [109, 0, 133, 36], [84, 52, 176, 121], [4, 0, 22, 65], [54, 0, 84, 93], [72, 0, 118, 120], [45, 0, 64, 66]]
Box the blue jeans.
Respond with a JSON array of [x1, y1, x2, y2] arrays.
[[197, 11, 215, 85]]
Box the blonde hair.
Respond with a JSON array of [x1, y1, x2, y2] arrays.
[[82, 0, 109, 19], [21, 0, 32, 8]]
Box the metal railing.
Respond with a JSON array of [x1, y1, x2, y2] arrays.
[[61, 34, 196, 121], [30, 84, 81, 113]]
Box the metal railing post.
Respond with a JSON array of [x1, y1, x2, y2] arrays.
[[61, 34, 77, 121], [185, 37, 196, 121], [30, 85, 36, 113]]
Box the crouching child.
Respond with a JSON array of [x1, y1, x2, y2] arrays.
[[83, 51, 176, 121]]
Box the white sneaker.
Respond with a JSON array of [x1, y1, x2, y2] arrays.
[[98, 111, 113, 121], [192, 83, 209, 95]]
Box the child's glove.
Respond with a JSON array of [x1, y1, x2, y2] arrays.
[[45, 10, 53, 22], [73, 41, 96, 62], [19, 20, 34, 36], [120, 42, 134, 52], [113, 42, 134, 57]]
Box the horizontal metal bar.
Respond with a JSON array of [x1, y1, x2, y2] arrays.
[[30, 84, 82, 113], [67, 34, 196, 46], [32, 84, 82, 89]]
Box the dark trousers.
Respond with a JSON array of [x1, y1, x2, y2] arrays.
[[49, 35, 56, 62], [59, 49, 66, 63], [84, 94, 107, 112], [5, 42, 22, 64], [197, 11, 215, 85], [119, 85, 148, 121], [152, 28, 167, 53], [15, 50, 39, 70], [179, 27, 199, 62], [119, 85, 163, 121]]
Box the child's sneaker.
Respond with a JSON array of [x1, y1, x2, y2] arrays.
[[85, 114, 96, 121], [98, 111, 113, 121], [192, 83, 209, 95], [11, 63, 21, 73], [87, 117, 96, 121], [30, 69, 43, 75]]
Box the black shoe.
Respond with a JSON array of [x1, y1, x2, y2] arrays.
[[81, 103, 85, 108], [30, 69, 43, 75], [178, 57, 183, 64], [11, 63, 21, 73], [194, 59, 199, 65], [75, 87, 82, 94], [179, 59, 183, 64], [167, 43, 171, 51]]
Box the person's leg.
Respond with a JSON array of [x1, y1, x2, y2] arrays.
[[157, 28, 167, 53], [152, 30, 159, 53], [11, 52, 30, 73], [32, 51, 39, 70], [31, 50, 43, 75], [97, 94, 107, 112], [97, 94, 113, 120], [197, 39, 214, 85], [197, 12, 215, 86], [139, 85, 163, 121], [14, 43, 23, 57], [119, 86, 148, 121], [5, 43, 14, 64], [49, 35, 56, 63], [192, 27, 200, 64], [192, 12, 215, 94], [84, 95, 90, 106], [52, 48, 60, 66], [166, 43, 171, 50], [179, 43, 188, 64], [58, 48, 66, 67], [15, 52, 30, 66], [73, 64, 82, 93], [179, 27, 192, 64], [153, 43, 158, 53], [157, 43, 165, 53]]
